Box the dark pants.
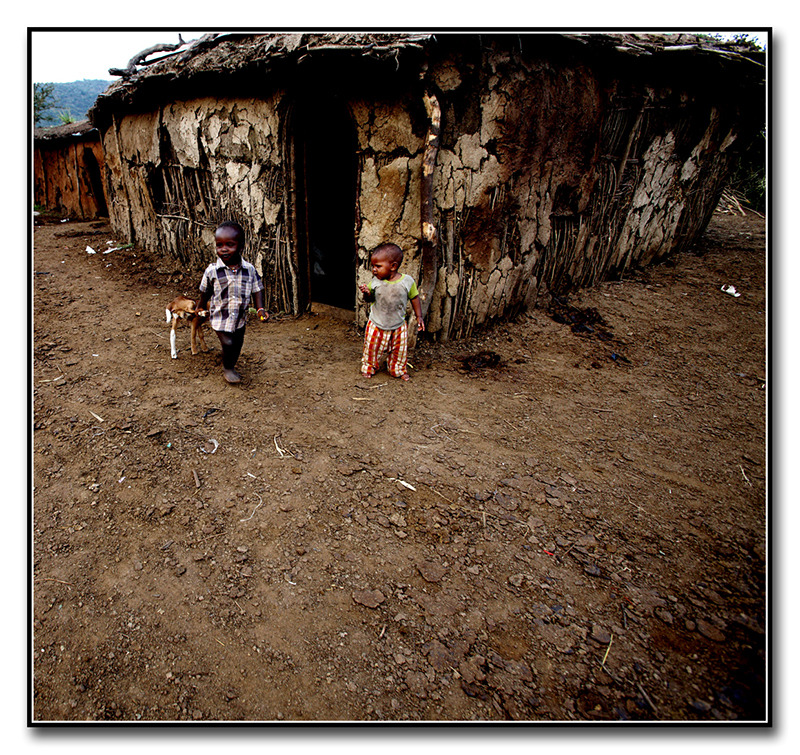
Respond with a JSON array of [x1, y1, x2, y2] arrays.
[[215, 327, 245, 369]]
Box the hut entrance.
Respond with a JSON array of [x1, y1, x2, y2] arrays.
[[83, 147, 108, 217], [293, 92, 357, 311]]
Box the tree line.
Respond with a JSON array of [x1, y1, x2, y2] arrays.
[[34, 79, 112, 127]]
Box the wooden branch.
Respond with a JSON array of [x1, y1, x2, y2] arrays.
[[156, 213, 214, 227], [419, 90, 441, 320], [303, 41, 426, 54], [617, 93, 650, 184], [109, 35, 186, 77]]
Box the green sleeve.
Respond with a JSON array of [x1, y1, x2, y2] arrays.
[[408, 280, 419, 299]]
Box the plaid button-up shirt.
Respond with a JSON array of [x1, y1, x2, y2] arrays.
[[199, 259, 264, 333]]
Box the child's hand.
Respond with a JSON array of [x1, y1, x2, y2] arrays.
[[417, 319, 425, 332], [358, 284, 370, 295], [257, 308, 269, 322]]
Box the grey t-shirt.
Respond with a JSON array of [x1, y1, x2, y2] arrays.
[[367, 274, 419, 331]]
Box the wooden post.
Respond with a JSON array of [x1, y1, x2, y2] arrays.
[[419, 91, 441, 320]]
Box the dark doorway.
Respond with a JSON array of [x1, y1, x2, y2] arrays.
[[294, 92, 358, 310], [83, 147, 108, 217]]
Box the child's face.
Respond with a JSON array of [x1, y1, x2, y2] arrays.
[[370, 254, 397, 281], [215, 226, 242, 266]]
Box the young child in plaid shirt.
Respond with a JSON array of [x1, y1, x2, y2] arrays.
[[197, 221, 267, 384], [358, 243, 425, 381]]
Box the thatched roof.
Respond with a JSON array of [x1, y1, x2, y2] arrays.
[[34, 119, 99, 143], [88, 31, 765, 127], [88, 32, 433, 124], [108, 31, 434, 78], [560, 31, 765, 62]]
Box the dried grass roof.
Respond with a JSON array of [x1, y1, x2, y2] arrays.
[[34, 120, 98, 142], [89, 31, 765, 125]]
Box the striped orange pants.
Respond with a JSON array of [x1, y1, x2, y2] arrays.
[[361, 320, 408, 378]]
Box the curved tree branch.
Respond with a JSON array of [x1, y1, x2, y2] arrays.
[[109, 35, 186, 77]]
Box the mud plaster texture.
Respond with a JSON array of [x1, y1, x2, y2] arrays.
[[32, 210, 765, 722], [95, 35, 760, 340]]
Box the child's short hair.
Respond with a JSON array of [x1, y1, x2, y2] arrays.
[[217, 221, 245, 244], [372, 243, 403, 266]]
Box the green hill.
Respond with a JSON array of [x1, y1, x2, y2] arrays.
[[36, 79, 113, 125]]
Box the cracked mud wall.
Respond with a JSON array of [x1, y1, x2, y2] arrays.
[[351, 98, 426, 327], [101, 90, 426, 317], [101, 94, 292, 309], [418, 39, 760, 340], [97, 37, 761, 339]]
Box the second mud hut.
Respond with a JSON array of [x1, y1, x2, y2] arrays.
[[34, 120, 109, 220]]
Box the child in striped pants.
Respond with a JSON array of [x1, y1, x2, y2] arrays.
[[359, 243, 425, 381]]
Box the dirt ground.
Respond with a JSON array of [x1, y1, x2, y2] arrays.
[[31, 208, 766, 723]]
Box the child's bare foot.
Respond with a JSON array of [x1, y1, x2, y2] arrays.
[[223, 368, 241, 384], [400, 373, 411, 381]]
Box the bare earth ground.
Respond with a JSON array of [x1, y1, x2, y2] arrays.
[[31, 210, 766, 723]]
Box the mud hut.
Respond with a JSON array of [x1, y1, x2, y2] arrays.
[[33, 120, 109, 219], [88, 32, 765, 339]]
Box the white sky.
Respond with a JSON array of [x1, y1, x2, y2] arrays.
[[31, 30, 212, 82], [31, 28, 768, 84]]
